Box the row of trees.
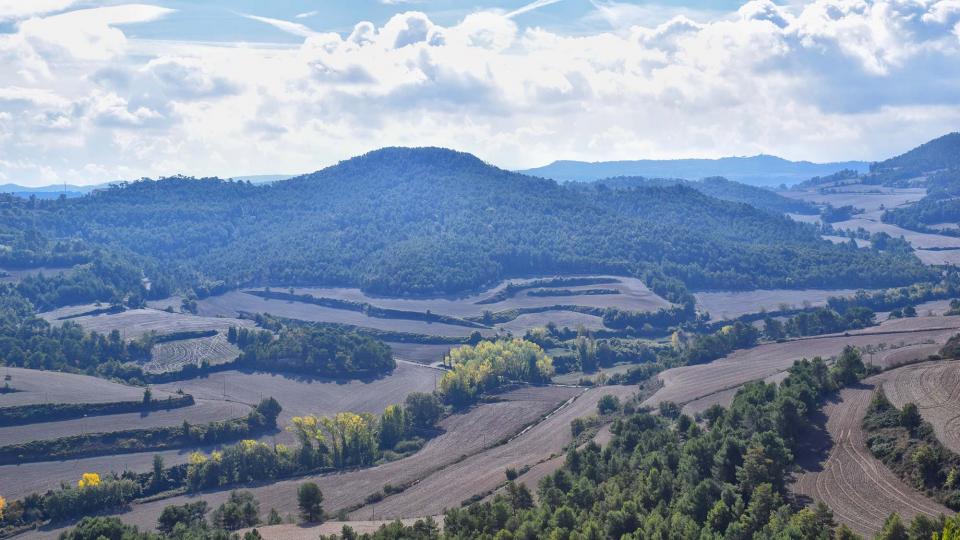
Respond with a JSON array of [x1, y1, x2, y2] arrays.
[[316, 347, 876, 540], [439, 339, 554, 406], [232, 325, 396, 377]]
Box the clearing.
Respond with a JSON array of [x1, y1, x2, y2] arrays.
[[791, 370, 949, 537], [40, 305, 255, 340], [0, 367, 175, 407], [694, 288, 862, 320], [882, 359, 960, 454]]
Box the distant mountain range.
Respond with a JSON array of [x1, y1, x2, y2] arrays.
[[519, 155, 871, 187], [0, 175, 292, 199]]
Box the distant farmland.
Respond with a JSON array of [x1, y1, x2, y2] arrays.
[[0, 367, 175, 407], [694, 288, 862, 320], [40, 305, 255, 340]]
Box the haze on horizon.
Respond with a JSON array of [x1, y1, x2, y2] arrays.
[[1, 0, 959, 186]]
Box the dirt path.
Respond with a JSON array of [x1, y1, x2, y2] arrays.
[[791, 373, 950, 537], [347, 385, 636, 519]]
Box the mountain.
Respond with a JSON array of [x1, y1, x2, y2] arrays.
[[10, 147, 931, 298], [570, 176, 819, 215], [871, 132, 960, 181], [520, 155, 870, 187]]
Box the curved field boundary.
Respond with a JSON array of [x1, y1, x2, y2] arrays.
[[347, 385, 636, 520], [791, 372, 950, 537], [0, 367, 176, 407], [144, 332, 240, 374], [882, 360, 960, 454], [13, 386, 581, 539], [644, 315, 960, 410]]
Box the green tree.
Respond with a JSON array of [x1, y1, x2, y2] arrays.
[[297, 482, 324, 523], [877, 513, 909, 540]]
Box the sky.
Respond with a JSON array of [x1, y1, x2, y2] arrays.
[[0, 0, 958, 186]]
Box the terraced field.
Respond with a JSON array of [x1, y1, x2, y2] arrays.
[[194, 291, 488, 338], [143, 332, 241, 373], [0, 367, 175, 406], [791, 373, 949, 537], [20, 386, 582, 539], [0, 266, 74, 284], [0, 399, 250, 446], [179, 276, 672, 339], [882, 360, 960, 454], [40, 306, 255, 340], [348, 385, 636, 520], [155, 362, 439, 446], [694, 288, 861, 320], [644, 315, 960, 410], [782, 186, 926, 213]]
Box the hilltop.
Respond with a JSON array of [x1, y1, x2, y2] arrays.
[[10, 147, 930, 300]]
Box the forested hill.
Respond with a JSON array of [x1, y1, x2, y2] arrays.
[[14, 147, 933, 298], [572, 176, 819, 215], [871, 132, 960, 177], [520, 155, 869, 187]]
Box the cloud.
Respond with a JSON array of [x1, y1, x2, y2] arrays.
[[295, 10, 319, 19], [0, 0, 80, 21], [16, 4, 173, 64], [506, 0, 564, 19], [1, 1, 960, 186], [242, 14, 317, 38]]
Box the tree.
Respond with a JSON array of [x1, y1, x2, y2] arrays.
[[150, 454, 165, 492], [597, 394, 620, 414], [158, 501, 208, 534], [297, 482, 324, 523], [212, 490, 260, 530], [378, 404, 405, 449], [77, 472, 101, 489], [142, 387, 152, 406], [900, 402, 922, 431], [405, 392, 443, 430], [877, 513, 909, 540]]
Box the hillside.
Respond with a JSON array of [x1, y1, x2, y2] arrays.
[[871, 132, 960, 180], [520, 155, 869, 187], [13, 147, 932, 299], [575, 176, 819, 215]]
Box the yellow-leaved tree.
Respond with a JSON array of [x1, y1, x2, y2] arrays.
[[78, 472, 101, 489], [0, 494, 6, 520], [440, 338, 553, 406]]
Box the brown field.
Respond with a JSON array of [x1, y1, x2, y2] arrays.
[[385, 343, 453, 365], [822, 235, 871, 248], [155, 362, 439, 446], [0, 266, 74, 284], [0, 399, 250, 446], [40, 306, 255, 340], [285, 276, 671, 317], [194, 291, 488, 338], [791, 371, 949, 537], [694, 288, 862, 320], [882, 360, 960, 454], [166, 276, 671, 339], [348, 385, 636, 520], [915, 249, 960, 266], [19, 386, 580, 539], [0, 367, 175, 407], [237, 518, 444, 540], [681, 371, 789, 416], [496, 311, 605, 334], [143, 332, 241, 373], [644, 314, 960, 410], [781, 186, 926, 213], [0, 363, 438, 500], [831, 217, 960, 250], [0, 447, 197, 501]]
